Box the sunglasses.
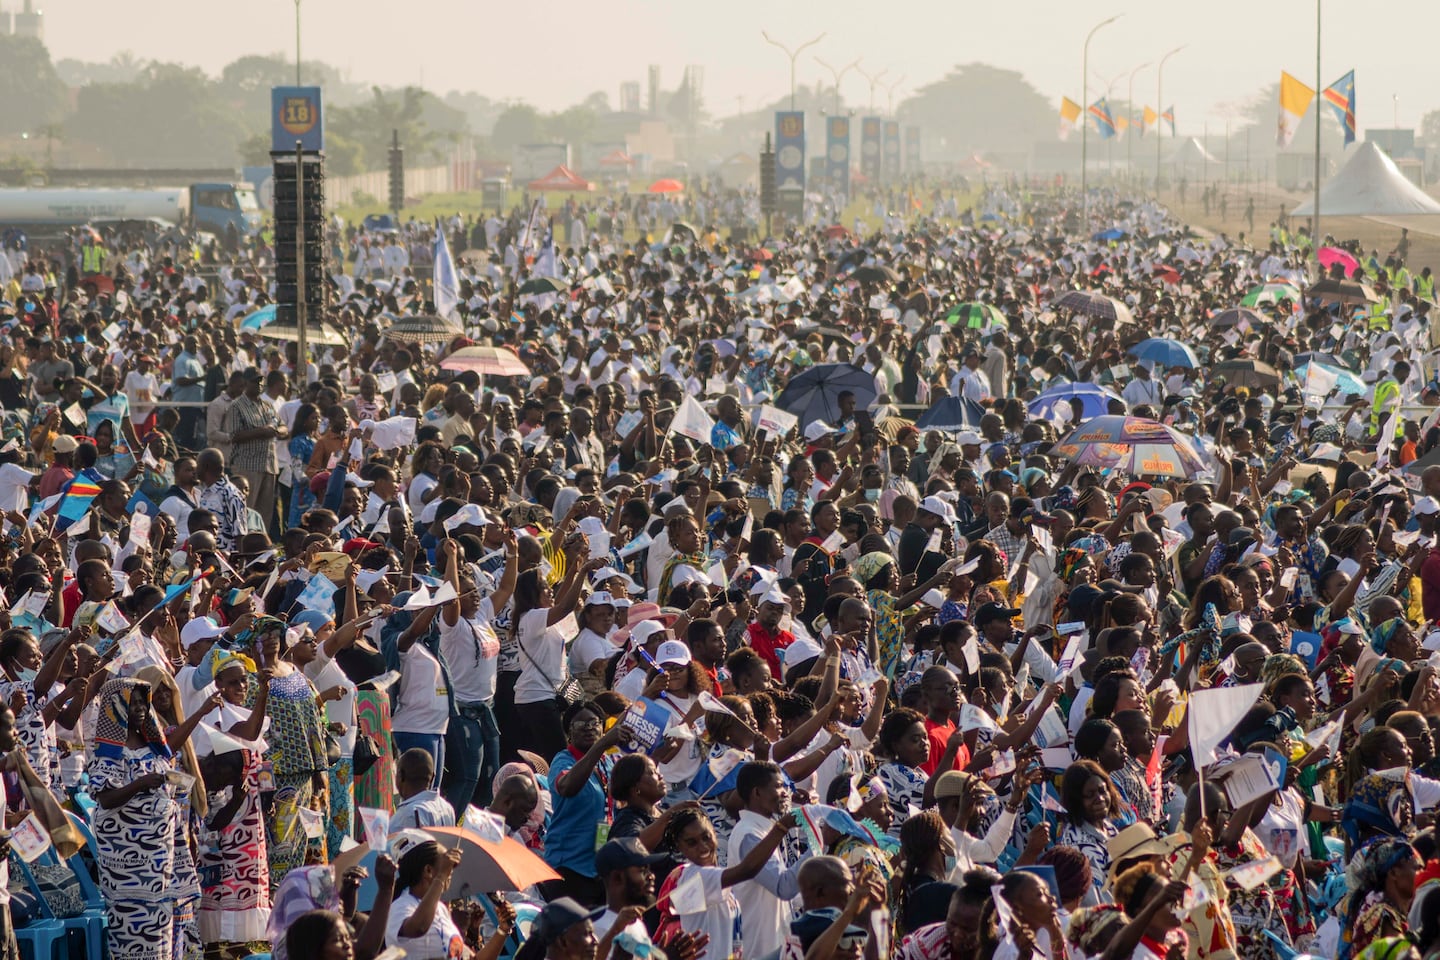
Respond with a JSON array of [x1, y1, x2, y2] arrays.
[[838, 933, 869, 950]]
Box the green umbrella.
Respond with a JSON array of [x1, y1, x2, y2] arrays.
[[1239, 283, 1300, 308], [944, 302, 1007, 330]]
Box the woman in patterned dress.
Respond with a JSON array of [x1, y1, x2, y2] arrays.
[[1057, 760, 1126, 901], [136, 665, 222, 960], [87, 677, 179, 960]]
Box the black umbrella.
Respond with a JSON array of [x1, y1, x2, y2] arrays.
[[517, 276, 569, 296], [849, 264, 900, 284], [1306, 278, 1379, 306], [1052, 289, 1135, 325], [1209, 308, 1265, 329], [915, 396, 987, 432], [385, 314, 465, 344], [775, 363, 878, 428]]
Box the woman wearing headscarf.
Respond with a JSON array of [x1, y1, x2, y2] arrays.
[[267, 858, 397, 960], [87, 677, 180, 960], [135, 665, 220, 960], [851, 550, 953, 680], [1345, 839, 1422, 960]]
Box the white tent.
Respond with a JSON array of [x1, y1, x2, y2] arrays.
[[1291, 141, 1440, 216], [1168, 138, 1219, 166]]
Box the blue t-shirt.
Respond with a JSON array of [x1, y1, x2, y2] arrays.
[[545, 747, 614, 878]]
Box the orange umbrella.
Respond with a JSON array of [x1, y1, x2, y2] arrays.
[[648, 178, 684, 194], [422, 825, 560, 895]]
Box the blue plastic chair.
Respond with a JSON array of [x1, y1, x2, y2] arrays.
[[61, 811, 109, 960], [11, 858, 68, 960]]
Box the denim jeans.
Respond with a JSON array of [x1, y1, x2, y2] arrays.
[[447, 702, 500, 814], [392, 731, 445, 790]]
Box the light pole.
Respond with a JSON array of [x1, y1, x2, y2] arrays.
[[1126, 62, 1151, 183], [294, 0, 302, 85], [1155, 45, 1186, 194], [816, 57, 860, 116], [762, 31, 826, 110], [1081, 14, 1121, 225], [1312, 0, 1321, 250], [884, 74, 907, 115], [856, 65, 887, 112]]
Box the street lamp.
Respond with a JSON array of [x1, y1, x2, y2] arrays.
[[762, 31, 827, 111], [294, 0, 302, 85], [1155, 44, 1186, 194], [1126, 62, 1151, 182], [815, 57, 860, 116], [856, 64, 888, 113], [884, 74, 907, 116], [1081, 13, 1121, 225]]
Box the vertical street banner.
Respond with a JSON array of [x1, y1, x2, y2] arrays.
[[861, 117, 882, 182], [271, 87, 324, 152], [774, 111, 806, 193], [883, 120, 901, 183], [904, 126, 921, 173], [826, 116, 851, 195]]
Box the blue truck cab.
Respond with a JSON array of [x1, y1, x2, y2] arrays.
[[189, 182, 263, 238]]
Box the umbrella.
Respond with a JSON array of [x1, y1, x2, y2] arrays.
[[701, 338, 738, 359], [384, 315, 465, 345], [421, 825, 560, 896], [1317, 246, 1362, 278], [823, 224, 853, 240], [944, 302, 1007, 330], [774, 363, 878, 427], [1027, 382, 1124, 421], [517, 276, 568, 296], [1051, 290, 1136, 325], [1239, 283, 1301, 308], [749, 248, 774, 261], [874, 416, 915, 443], [1092, 228, 1128, 241], [648, 178, 685, 194], [1208, 308, 1266, 329], [914, 396, 988, 433], [1294, 361, 1366, 397], [256, 324, 349, 347], [239, 305, 277, 331], [835, 248, 871, 271], [1051, 416, 1207, 479], [791, 324, 852, 343], [1307, 278, 1380, 306], [1212, 359, 1280, 390], [440, 346, 531, 377], [1152, 265, 1182, 285], [849, 264, 901, 284], [668, 221, 699, 240], [1129, 338, 1200, 370], [1294, 351, 1353, 371]]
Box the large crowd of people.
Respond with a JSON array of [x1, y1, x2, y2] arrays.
[[1, 177, 1439, 960]]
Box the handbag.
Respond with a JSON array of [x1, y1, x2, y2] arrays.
[[516, 627, 584, 709], [352, 733, 382, 778]]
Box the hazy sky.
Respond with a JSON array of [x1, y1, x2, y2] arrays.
[[32, 0, 1437, 131]]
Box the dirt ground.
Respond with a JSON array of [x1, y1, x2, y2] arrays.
[[1161, 182, 1440, 273]]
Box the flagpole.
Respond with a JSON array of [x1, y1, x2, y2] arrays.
[[1081, 14, 1120, 226], [1313, 0, 1322, 256]]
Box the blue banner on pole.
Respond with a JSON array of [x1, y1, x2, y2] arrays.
[[774, 111, 806, 192], [271, 86, 324, 152], [860, 117, 881, 182], [826, 116, 851, 195], [882, 120, 901, 183]]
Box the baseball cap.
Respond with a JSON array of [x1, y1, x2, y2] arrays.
[[1414, 496, 1440, 517], [594, 837, 668, 876], [52, 435, 78, 454], [532, 898, 606, 944], [181, 617, 226, 651], [932, 770, 972, 799], [917, 495, 958, 523], [655, 639, 692, 667], [956, 431, 982, 446], [974, 601, 1022, 626], [804, 420, 835, 443], [584, 591, 617, 608], [629, 620, 668, 648], [388, 828, 436, 862]]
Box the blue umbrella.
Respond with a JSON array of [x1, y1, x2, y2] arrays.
[[1092, 228, 1127, 241], [1028, 382, 1123, 421], [239, 304, 276, 330], [1295, 361, 1366, 397], [914, 396, 987, 433], [1129, 337, 1200, 370], [774, 363, 878, 429]]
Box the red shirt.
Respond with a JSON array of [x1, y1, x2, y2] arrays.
[[746, 622, 794, 680], [922, 716, 970, 776]]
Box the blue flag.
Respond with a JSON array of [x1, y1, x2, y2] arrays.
[[1322, 70, 1356, 146]]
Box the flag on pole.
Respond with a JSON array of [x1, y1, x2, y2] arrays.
[[1089, 98, 1116, 140], [1143, 106, 1158, 137], [1162, 106, 1176, 136], [432, 220, 460, 321], [52, 468, 103, 534], [668, 395, 715, 445], [1322, 70, 1357, 146], [1059, 97, 1082, 140], [1189, 683, 1264, 769], [1115, 115, 1130, 140], [1278, 72, 1316, 148]]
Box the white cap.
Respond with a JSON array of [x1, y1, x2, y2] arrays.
[[620, 339, 636, 351], [444, 503, 492, 532], [181, 617, 226, 651], [918, 495, 959, 523], [655, 639, 692, 667], [630, 620, 668, 647], [804, 420, 834, 442], [1413, 496, 1440, 517], [956, 431, 982, 446], [584, 591, 617, 608], [759, 586, 790, 607], [592, 566, 643, 595]]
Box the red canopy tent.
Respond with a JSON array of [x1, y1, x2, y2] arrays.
[[527, 165, 594, 192], [596, 149, 634, 169]]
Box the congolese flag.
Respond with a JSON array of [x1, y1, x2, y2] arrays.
[[1089, 98, 1116, 140], [52, 467, 103, 534], [1323, 70, 1356, 146]]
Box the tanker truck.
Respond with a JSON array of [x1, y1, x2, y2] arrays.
[[0, 182, 262, 238]]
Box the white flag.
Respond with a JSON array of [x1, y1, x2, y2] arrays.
[[432, 222, 460, 322], [669, 395, 715, 445], [1303, 363, 1339, 400], [1188, 683, 1264, 769]]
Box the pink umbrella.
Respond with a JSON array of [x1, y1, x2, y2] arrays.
[[1318, 246, 1361, 278]]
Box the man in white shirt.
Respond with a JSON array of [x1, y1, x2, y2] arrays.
[[1121, 362, 1165, 411], [727, 761, 807, 960], [948, 350, 992, 402]]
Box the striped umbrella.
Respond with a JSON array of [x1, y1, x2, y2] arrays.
[[384, 314, 465, 345], [944, 302, 1007, 330]]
